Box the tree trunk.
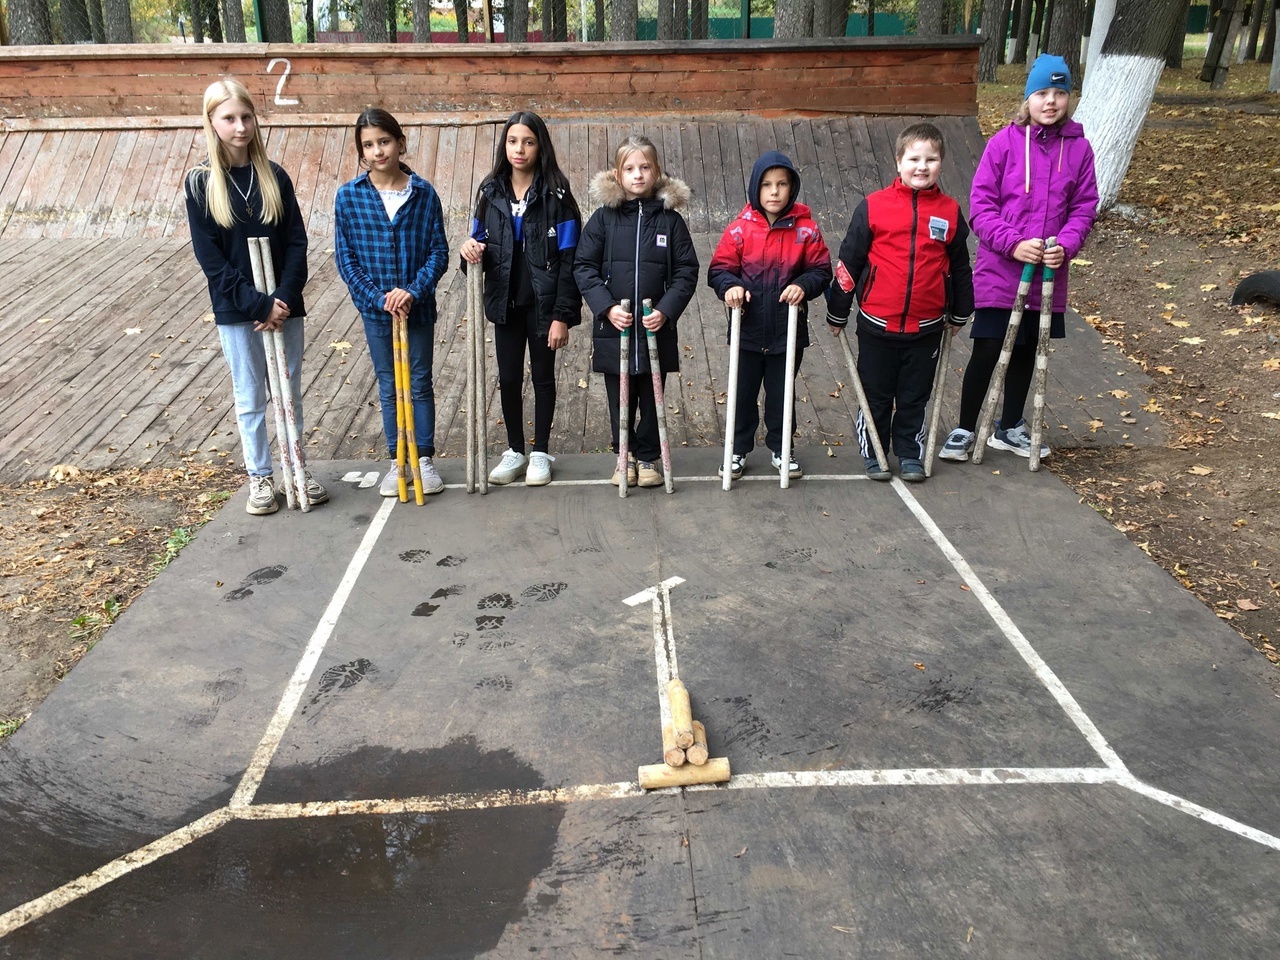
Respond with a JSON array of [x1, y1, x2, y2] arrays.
[[0, 0, 9, 44], [87, 0, 106, 42], [690, 0, 707, 38], [206, 0, 225, 40], [1073, 0, 1187, 210], [818, 0, 850, 35], [452, 0, 467, 39], [1202, 0, 1242, 84], [1014, 0, 1035, 60], [1245, 0, 1270, 58], [541, 0, 550, 38], [657, 0, 673, 38], [917, 0, 945, 34], [225, 0, 248, 41], [8, 0, 53, 43], [389, 0, 398, 41], [774, 0, 814, 36], [867, 0, 876, 35], [612, 0, 637, 38], [1164, 0, 1189, 65], [1263, 0, 1277, 62], [261, 0, 292, 39], [1028, 0, 1046, 60], [1271, 5, 1280, 84], [551, 0, 566, 39], [507, 0, 527, 39], [102, 0, 133, 40], [1007, 0, 1023, 60], [63, 0, 94, 43], [979, 0, 1014, 80], [330, 0, 341, 31], [193, 0, 206, 42], [1047, 0, 1086, 76]]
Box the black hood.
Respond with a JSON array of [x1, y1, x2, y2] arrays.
[[748, 150, 800, 220]]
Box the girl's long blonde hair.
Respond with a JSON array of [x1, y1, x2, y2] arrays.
[[190, 79, 283, 229]]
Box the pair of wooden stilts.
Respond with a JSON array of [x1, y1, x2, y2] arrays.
[[638, 678, 731, 789], [617, 299, 674, 498], [246, 237, 309, 512]]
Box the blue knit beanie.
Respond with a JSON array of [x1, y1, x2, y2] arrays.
[[1024, 54, 1072, 99]]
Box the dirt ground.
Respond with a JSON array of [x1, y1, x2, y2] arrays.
[[2, 60, 1279, 739]]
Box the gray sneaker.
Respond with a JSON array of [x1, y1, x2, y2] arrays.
[[247, 474, 279, 515], [304, 471, 329, 506], [380, 464, 401, 497], [939, 427, 975, 462], [988, 419, 1049, 459], [488, 448, 527, 484], [418, 456, 445, 494]]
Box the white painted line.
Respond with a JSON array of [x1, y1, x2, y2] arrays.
[[623, 575, 685, 607], [229, 496, 397, 808], [240, 781, 645, 819], [0, 809, 232, 938], [1118, 775, 1280, 852], [441, 474, 867, 489], [890, 480, 1129, 774], [705, 766, 1122, 791]]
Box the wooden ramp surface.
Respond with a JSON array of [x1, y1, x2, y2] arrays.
[[0, 117, 1162, 481]]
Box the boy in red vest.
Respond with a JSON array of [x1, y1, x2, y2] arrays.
[[825, 122, 974, 482]]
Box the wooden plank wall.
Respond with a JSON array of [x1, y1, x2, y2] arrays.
[[0, 114, 1165, 481], [0, 38, 980, 120]]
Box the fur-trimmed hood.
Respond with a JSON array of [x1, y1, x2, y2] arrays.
[[587, 170, 692, 212]]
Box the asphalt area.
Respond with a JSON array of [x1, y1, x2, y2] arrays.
[[1, 448, 1279, 958]]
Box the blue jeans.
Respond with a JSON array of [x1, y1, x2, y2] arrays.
[[217, 318, 305, 477], [363, 316, 435, 458]]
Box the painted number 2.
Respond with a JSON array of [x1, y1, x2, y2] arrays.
[[267, 58, 299, 106]]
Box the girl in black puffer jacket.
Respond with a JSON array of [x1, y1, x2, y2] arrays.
[[574, 135, 699, 488], [461, 111, 583, 488]]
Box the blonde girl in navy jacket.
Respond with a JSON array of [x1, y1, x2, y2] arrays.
[[335, 108, 450, 498], [185, 78, 326, 516]]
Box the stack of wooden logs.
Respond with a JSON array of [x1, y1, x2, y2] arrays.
[[638, 678, 732, 789]]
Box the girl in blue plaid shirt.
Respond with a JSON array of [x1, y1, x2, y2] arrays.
[[335, 108, 450, 497]]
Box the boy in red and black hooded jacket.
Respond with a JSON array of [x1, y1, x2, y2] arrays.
[[825, 122, 974, 483], [708, 150, 832, 480]]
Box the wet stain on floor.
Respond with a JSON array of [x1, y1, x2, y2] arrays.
[[0, 742, 565, 959]]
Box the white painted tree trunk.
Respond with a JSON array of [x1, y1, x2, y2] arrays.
[[1083, 0, 1117, 93], [1272, 20, 1280, 91], [1073, 53, 1165, 210]]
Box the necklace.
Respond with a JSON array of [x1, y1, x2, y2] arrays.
[[229, 164, 256, 219]]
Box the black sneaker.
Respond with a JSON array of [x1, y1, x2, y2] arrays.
[[718, 454, 746, 480], [899, 459, 926, 483], [864, 457, 892, 481]]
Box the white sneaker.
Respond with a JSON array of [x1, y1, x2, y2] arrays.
[[488, 448, 527, 485], [526, 452, 554, 486], [939, 427, 975, 462], [246, 474, 279, 515], [380, 464, 401, 497], [418, 456, 445, 494]]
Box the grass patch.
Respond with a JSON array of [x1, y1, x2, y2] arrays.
[[69, 597, 122, 644], [0, 715, 29, 741]]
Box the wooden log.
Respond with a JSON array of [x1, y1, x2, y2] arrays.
[[667, 678, 694, 749], [662, 724, 686, 767], [687, 720, 709, 766], [639, 756, 730, 789]]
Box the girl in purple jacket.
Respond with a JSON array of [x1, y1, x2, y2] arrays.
[[939, 54, 1099, 462]]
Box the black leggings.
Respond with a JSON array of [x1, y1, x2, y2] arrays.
[[493, 306, 556, 454], [957, 337, 1036, 431]]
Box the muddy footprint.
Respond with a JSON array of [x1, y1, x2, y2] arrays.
[[400, 549, 430, 563], [436, 555, 466, 568], [475, 675, 513, 692], [477, 592, 517, 610], [223, 564, 288, 601], [521, 582, 567, 602], [475, 615, 505, 631]]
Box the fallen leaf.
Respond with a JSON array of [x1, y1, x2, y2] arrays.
[[734, 846, 748, 858], [1073, 258, 1092, 266], [1108, 389, 1130, 399], [1221, 328, 1242, 336], [1187, 465, 1213, 476], [328, 340, 352, 354], [125, 327, 142, 335], [1236, 599, 1261, 611], [826, 447, 835, 457], [1154, 282, 1174, 290], [833, 926, 854, 934], [914, 662, 926, 670], [1168, 320, 1191, 328], [37, 317, 54, 324], [1155, 366, 1175, 375], [1179, 337, 1205, 345], [967, 926, 975, 943], [1200, 283, 1218, 292], [1262, 359, 1280, 371], [960, 584, 971, 592], [577, 378, 588, 389], [1088, 419, 1104, 432], [1261, 412, 1280, 420]]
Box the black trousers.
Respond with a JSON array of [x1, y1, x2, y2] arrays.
[[731, 347, 804, 457], [603, 372, 664, 464], [493, 305, 557, 454], [957, 337, 1036, 432], [856, 331, 941, 462]]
